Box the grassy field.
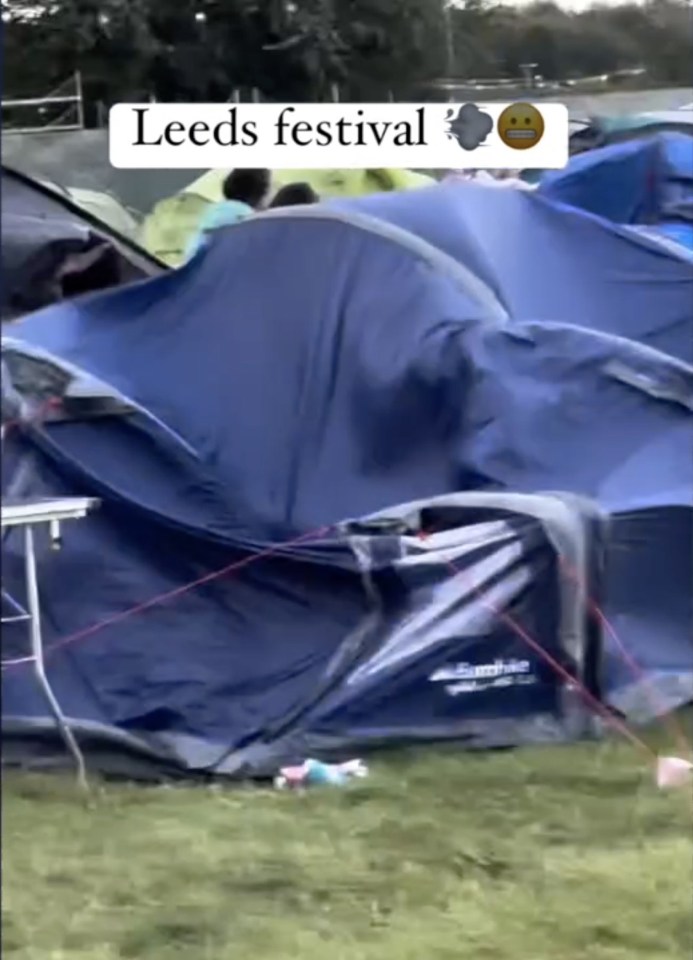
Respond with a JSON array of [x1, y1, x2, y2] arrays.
[[3, 729, 692, 960]]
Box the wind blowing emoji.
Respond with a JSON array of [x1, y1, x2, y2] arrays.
[[445, 103, 493, 151]]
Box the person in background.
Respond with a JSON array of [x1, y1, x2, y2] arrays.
[[185, 168, 271, 260], [269, 182, 320, 208]]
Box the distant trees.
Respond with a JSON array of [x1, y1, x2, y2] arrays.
[[3, 0, 691, 114], [449, 0, 692, 85]]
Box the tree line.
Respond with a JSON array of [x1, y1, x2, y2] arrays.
[[4, 0, 691, 119]]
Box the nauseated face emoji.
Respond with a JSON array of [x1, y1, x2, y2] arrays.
[[497, 103, 545, 150]]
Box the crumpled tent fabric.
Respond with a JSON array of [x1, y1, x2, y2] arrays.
[[538, 133, 693, 251], [139, 167, 434, 265], [1, 166, 166, 321], [2, 184, 692, 778]]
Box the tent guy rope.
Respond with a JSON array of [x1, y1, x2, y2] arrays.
[[2, 394, 688, 785]]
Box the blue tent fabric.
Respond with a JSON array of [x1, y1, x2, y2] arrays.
[[538, 133, 693, 252], [539, 137, 664, 224], [329, 186, 693, 363], [604, 505, 693, 718], [2, 184, 692, 777], [2, 460, 601, 775]]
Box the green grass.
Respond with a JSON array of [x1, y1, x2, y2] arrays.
[[3, 731, 692, 960]]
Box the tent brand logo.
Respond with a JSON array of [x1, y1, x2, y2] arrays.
[[430, 659, 536, 696]]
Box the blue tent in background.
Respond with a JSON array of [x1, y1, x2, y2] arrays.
[[538, 133, 693, 253], [2, 183, 692, 778]]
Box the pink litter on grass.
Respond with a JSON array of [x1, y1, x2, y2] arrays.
[[655, 756, 693, 790]]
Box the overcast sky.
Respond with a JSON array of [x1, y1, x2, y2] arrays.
[[509, 0, 641, 8], [510, 0, 639, 8]]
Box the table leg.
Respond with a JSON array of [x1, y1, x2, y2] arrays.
[[23, 524, 89, 790]]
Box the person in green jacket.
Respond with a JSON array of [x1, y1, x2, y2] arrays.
[[185, 168, 271, 260]]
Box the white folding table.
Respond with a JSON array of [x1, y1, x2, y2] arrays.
[[2, 496, 100, 788]]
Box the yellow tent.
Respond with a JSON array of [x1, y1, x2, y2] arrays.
[[139, 168, 434, 266]]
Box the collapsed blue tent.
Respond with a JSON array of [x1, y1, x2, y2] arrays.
[[2, 183, 692, 778]]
